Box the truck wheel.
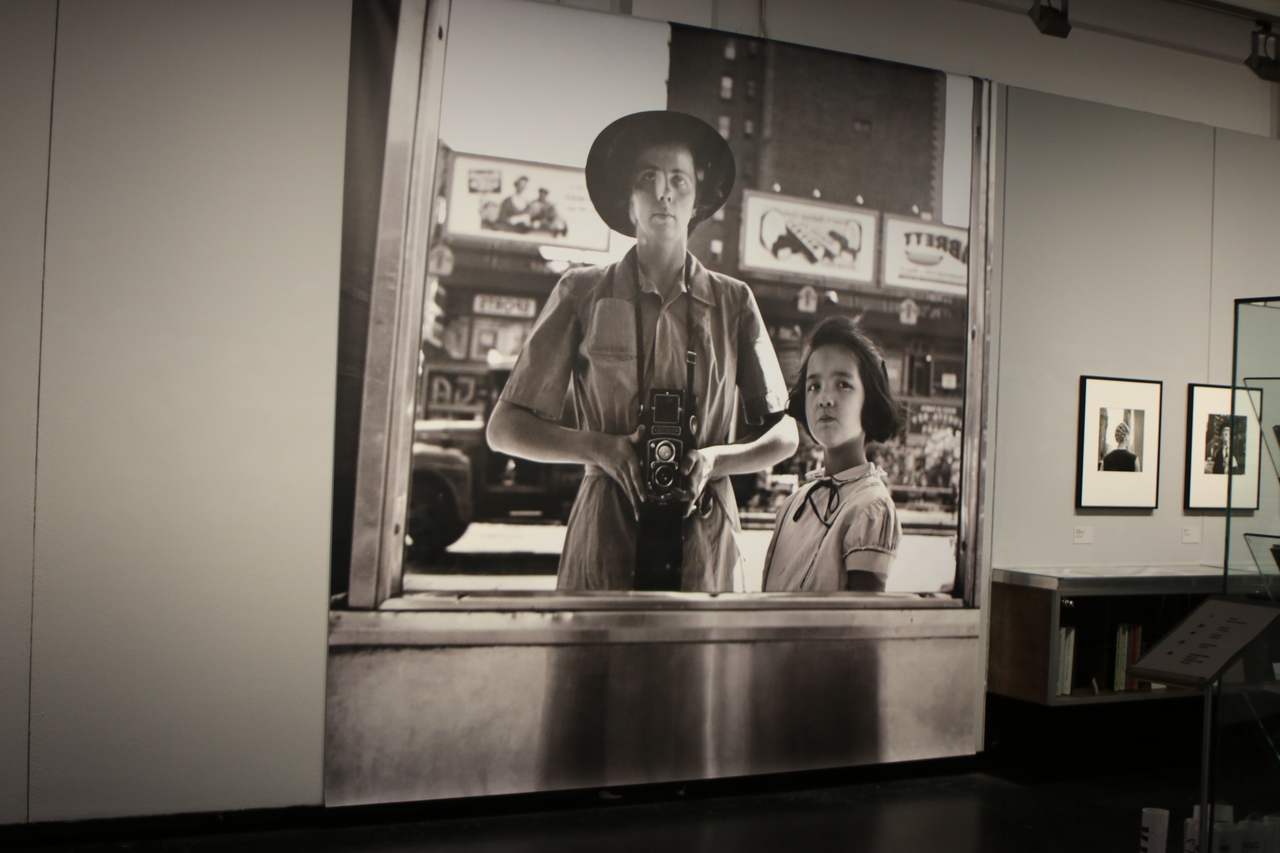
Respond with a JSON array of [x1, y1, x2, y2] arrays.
[[407, 475, 466, 562]]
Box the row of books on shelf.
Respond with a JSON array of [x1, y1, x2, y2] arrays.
[[1056, 622, 1159, 696]]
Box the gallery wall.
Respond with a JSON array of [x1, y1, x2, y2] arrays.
[[2, 0, 1280, 826], [992, 97, 1280, 572], [993, 88, 1217, 568], [0, 0, 57, 827], [2, 0, 351, 823]]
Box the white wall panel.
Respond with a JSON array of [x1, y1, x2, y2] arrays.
[[993, 88, 1215, 569], [28, 0, 349, 820], [0, 0, 57, 826], [1208, 131, 1280, 383]]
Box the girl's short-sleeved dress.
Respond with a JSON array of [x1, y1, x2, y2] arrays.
[[761, 462, 900, 592], [500, 247, 789, 592]]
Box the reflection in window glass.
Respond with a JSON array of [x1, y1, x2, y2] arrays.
[[391, 23, 979, 600]]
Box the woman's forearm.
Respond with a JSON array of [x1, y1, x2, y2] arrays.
[[487, 399, 646, 511], [486, 399, 604, 465], [701, 415, 799, 479]]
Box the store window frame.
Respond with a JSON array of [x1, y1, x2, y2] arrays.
[[345, 0, 998, 613]]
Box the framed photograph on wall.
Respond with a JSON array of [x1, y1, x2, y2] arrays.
[[1076, 375, 1163, 509], [1185, 383, 1262, 510]]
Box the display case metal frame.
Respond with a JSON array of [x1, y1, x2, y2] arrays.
[[1198, 296, 1280, 850]]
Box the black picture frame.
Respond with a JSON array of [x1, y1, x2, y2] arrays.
[[1184, 382, 1262, 510], [1075, 375, 1163, 509]]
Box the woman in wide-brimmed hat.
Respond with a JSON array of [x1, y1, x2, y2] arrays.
[[487, 111, 797, 592]]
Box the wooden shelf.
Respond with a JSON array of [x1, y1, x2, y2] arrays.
[[988, 566, 1240, 706]]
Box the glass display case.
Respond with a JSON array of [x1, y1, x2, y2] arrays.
[[1206, 296, 1280, 851]]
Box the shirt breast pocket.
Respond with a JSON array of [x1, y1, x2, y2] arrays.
[[582, 299, 637, 364]]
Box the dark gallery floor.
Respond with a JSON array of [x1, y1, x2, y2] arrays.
[[3, 696, 1209, 853]]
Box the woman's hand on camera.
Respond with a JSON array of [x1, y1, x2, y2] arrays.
[[591, 427, 646, 519], [679, 447, 721, 517]]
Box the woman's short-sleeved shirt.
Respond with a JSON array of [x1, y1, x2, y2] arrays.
[[499, 247, 789, 591], [761, 462, 900, 592]]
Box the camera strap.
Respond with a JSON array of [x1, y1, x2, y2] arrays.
[[629, 253, 698, 593], [631, 252, 697, 427]]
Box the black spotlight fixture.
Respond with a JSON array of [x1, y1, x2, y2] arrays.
[[1246, 23, 1280, 83], [1029, 0, 1072, 38]]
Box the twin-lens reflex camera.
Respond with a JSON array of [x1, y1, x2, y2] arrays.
[[641, 387, 698, 504]]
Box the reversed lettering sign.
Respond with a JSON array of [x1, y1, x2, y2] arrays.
[[425, 368, 491, 417], [473, 294, 537, 319], [882, 214, 969, 296]]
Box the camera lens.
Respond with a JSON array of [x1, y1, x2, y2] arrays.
[[654, 465, 675, 487], [655, 440, 676, 462]]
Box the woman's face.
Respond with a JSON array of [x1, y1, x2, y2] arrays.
[[628, 143, 696, 243], [804, 344, 867, 452]]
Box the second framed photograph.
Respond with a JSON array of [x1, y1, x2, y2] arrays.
[[1076, 375, 1163, 509], [1185, 383, 1262, 510]]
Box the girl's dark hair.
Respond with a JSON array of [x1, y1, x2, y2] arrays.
[[786, 315, 907, 444]]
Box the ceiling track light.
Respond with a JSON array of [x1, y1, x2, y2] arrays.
[[1246, 23, 1280, 83], [1172, 3, 1280, 81], [1029, 0, 1072, 38]]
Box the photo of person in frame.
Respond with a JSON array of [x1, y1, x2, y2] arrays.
[[1204, 413, 1246, 475], [761, 316, 907, 592], [486, 110, 798, 592], [1098, 407, 1143, 472], [496, 174, 533, 230]]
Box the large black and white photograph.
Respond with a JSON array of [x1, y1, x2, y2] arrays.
[[1075, 375, 1162, 509], [327, 0, 990, 808], [1185, 383, 1262, 510], [399, 12, 974, 598]]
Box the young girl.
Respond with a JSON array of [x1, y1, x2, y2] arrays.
[[761, 316, 907, 592]]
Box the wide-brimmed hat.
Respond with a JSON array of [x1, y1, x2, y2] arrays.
[[585, 111, 736, 238]]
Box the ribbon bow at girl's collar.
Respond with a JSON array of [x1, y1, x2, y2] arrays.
[[792, 464, 877, 528], [793, 475, 842, 527]]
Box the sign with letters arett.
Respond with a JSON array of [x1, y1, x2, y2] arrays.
[[1128, 599, 1280, 689], [882, 215, 968, 297]]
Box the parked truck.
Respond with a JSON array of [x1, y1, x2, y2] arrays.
[[406, 365, 583, 561]]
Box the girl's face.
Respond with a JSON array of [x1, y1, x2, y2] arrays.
[[804, 344, 867, 452]]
